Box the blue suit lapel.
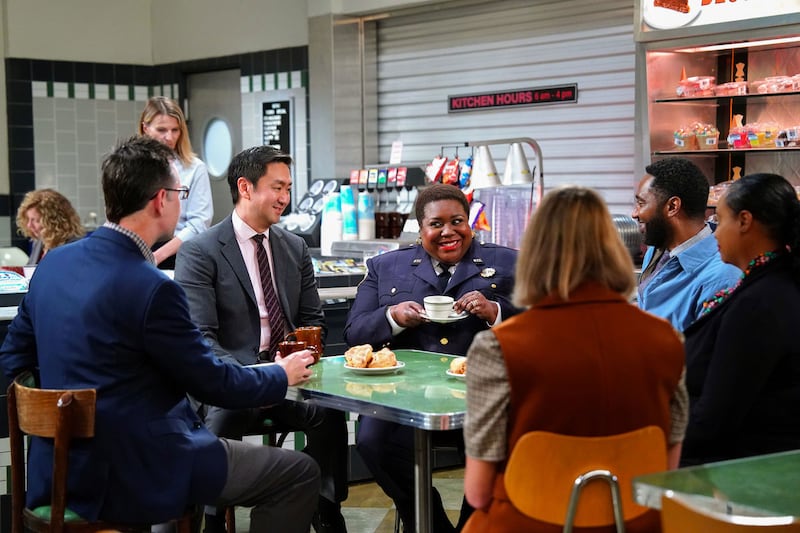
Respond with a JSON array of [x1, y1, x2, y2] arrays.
[[411, 247, 440, 290], [448, 241, 483, 292]]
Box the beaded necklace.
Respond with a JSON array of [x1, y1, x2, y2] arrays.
[[700, 250, 779, 316]]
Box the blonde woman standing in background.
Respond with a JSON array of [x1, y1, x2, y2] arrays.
[[16, 189, 84, 265], [139, 96, 213, 267]]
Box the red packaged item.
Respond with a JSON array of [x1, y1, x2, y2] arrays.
[[425, 155, 447, 183], [441, 157, 461, 185]]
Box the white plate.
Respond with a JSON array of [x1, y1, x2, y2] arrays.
[[420, 311, 469, 324], [642, 0, 702, 30], [344, 361, 406, 375], [446, 370, 466, 380]]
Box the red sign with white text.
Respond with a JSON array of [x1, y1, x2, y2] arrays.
[[448, 85, 578, 113]]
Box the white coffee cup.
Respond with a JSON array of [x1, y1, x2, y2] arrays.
[[423, 295, 454, 319]]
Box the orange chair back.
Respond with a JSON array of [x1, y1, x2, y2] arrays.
[[661, 494, 800, 533], [504, 426, 667, 528]]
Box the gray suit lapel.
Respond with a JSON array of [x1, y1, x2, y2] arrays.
[[267, 227, 292, 319], [219, 218, 258, 306]]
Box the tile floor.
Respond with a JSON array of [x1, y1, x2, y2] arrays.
[[228, 467, 465, 533]]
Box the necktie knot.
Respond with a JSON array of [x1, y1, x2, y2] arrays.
[[253, 233, 266, 244], [437, 263, 453, 292]]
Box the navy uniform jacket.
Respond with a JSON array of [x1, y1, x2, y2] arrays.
[[344, 241, 519, 356], [0, 227, 290, 523]]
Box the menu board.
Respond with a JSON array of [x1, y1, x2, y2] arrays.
[[262, 100, 291, 154]]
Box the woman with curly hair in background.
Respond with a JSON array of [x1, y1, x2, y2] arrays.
[[16, 189, 85, 265]]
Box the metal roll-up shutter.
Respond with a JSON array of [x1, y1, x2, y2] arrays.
[[376, 0, 636, 213]]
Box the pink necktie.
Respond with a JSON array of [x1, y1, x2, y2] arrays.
[[252, 234, 286, 358]]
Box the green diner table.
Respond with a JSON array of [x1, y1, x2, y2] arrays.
[[285, 349, 466, 533], [633, 449, 800, 516]]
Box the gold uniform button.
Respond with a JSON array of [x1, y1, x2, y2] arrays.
[[491, 283, 497, 289], [440, 338, 449, 345], [391, 287, 397, 294]]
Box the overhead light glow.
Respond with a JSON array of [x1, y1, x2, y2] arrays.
[[675, 36, 800, 53]]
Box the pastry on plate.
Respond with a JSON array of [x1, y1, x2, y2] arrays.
[[449, 356, 467, 375], [344, 344, 372, 368], [369, 347, 397, 368]]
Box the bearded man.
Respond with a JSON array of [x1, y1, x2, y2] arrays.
[[632, 157, 741, 331]]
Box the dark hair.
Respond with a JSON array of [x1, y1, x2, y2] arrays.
[[645, 158, 710, 219], [414, 183, 470, 223], [724, 173, 800, 273], [227, 145, 293, 204], [102, 136, 175, 223]]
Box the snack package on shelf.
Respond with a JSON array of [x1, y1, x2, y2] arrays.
[[727, 115, 749, 149], [777, 126, 800, 148], [459, 156, 473, 189], [751, 76, 796, 94], [676, 75, 716, 98], [673, 125, 698, 150], [715, 81, 748, 96], [441, 157, 461, 185], [730, 122, 781, 149], [695, 123, 720, 150], [673, 122, 718, 151], [424, 155, 447, 183]]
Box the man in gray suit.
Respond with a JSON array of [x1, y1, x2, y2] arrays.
[[175, 146, 348, 533]]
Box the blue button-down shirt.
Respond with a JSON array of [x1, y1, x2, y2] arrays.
[[638, 229, 741, 332]]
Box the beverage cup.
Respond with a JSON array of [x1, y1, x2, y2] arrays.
[[285, 326, 323, 363], [278, 340, 307, 358], [423, 295, 455, 319]]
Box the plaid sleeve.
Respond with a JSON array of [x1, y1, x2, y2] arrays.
[[464, 330, 510, 461]]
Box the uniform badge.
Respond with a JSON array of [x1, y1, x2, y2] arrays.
[[440, 338, 449, 345], [480, 268, 496, 278], [412, 258, 422, 265]]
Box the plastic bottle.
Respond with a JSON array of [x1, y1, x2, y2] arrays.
[[357, 191, 376, 240], [339, 185, 359, 241], [320, 192, 342, 256]]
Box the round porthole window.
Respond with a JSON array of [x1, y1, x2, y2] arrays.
[[203, 118, 233, 179]]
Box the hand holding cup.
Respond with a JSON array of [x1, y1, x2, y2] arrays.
[[275, 349, 315, 385]]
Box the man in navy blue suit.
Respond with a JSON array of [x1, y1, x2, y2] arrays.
[[0, 136, 320, 532]]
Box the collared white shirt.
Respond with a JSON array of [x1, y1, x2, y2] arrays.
[[232, 210, 280, 353]]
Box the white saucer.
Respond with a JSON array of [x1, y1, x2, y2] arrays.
[[446, 370, 466, 380], [420, 311, 469, 324], [344, 361, 406, 375]]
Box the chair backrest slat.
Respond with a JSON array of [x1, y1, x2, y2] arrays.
[[6, 372, 97, 533]]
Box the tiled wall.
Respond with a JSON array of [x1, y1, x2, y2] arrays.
[[3, 46, 309, 252]]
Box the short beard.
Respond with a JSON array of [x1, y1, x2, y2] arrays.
[[643, 213, 670, 248]]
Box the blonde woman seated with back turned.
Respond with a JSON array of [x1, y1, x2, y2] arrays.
[[462, 186, 688, 533]]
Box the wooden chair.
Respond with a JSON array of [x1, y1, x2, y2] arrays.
[[661, 493, 800, 533], [503, 426, 668, 533], [7, 371, 195, 533]]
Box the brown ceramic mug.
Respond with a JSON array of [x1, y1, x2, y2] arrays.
[[285, 326, 323, 363], [277, 340, 307, 357]]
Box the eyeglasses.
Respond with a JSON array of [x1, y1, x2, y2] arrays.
[[152, 186, 190, 200]]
